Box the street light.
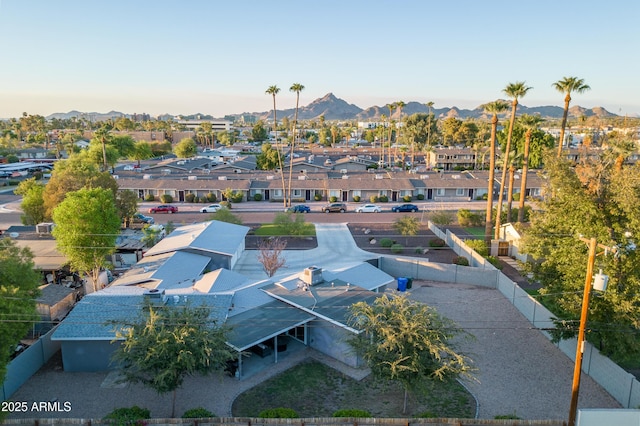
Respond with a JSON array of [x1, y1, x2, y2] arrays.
[[567, 236, 614, 426]]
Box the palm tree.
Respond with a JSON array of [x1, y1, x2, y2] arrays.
[[379, 114, 387, 167], [386, 103, 396, 166], [425, 101, 434, 147], [517, 114, 543, 222], [495, 82, 532, 240], [287, 83, 305, 207], [482, 100, 509, 248], [266, 85, 287, 208], [394, 101, 406, 165], [553, 77, 590, 158], [94, 122, 113, 172]]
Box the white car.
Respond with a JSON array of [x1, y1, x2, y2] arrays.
[[200, 204, 223, 213], [123, 165, 135, 171], [356, 204, 382, 213]]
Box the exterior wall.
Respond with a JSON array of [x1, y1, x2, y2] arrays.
[[308, 320, 360, 367], [60, 340, 120, 372]]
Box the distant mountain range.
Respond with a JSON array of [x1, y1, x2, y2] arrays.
[[45, 93, 618, 122]]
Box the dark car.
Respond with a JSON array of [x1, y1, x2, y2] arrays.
[[322, 202, 347, 213], [391, 203, 419, 213], [286, 204, 311, 213], [133, 213, 155, 224], [149, 204, 178, 214]]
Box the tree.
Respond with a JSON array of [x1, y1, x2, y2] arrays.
[[517, 114, 543, 222], [495, 82, 532, 239], [211, 208, 243, 225], [173, 138, 197, 158], [394, 215, 419, 246], [266, 85, 288, 208], [347, 295, 472, 414], [116, 189, 139, 227], [425, 101, 435, 147], [93, 123, 113, 172], [251, 120, 268, 142], [52, 187, 121, 293], [482, 100, 509, 248], [522, 154, 640, 362], [257, 237, 287, 277], [256, 142, 282, 170], [553, 77, 590, 157], [129, 141, 153, 166], [110, 302, 234, 417], [0, 239, 41, 390], [15, 177, 46, 225], [109, 134, 136, 159], [287, 83, 305, 207]]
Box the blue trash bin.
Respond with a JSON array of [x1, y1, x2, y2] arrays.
[[397, 277, 408, 292]]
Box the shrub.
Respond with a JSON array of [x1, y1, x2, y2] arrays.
[[429, 238, 446, 248], [352, 195, 361, 202], [333, 409, 371, 417], [416, 193, 425, 200], [390, 243, 403, 253], [329, 196, 338, 202], [487, 256, 503, 269], [144, 194, 155, 202], [402, 195, 412, 202], [185, 193, 196, 203], [379, 195, 389, 202], [369, 195, 379, 203], [465, 239, 488, 257], [103, 406, 150, 425], [206, 192, 217, 202], [258, 408, 299, 418], [414, 246, 424, 254], [430, 210, 453, 225], [453, 256, 469, 266], [457, 209, 483, 227], [182, 408, 216, 418], [220, 200, 231, 209], [253, 193, 263, 201], [379, 238, 394, 248], [314, 193, 322, 201], [159, 194, 173, 203]]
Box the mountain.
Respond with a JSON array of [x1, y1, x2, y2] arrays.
[[46, 110, 127, 121]]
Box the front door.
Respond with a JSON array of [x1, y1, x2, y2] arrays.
[[392, 191, 398, 202], [468, 189, 474, 199], [342, 191, 348, 202], [264, 190, 270, 201], [178, 191, 185, 202], [427, 188, 433, 200], [305, 189, 311, 201]]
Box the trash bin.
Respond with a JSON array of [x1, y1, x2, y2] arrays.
[[397, 277, 408, 292], [406, 277, 413, 289]]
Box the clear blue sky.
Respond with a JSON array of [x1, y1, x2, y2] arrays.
[[1, 0, 638, 119]]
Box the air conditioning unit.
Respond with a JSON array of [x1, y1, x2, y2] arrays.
[[143, 174, 152, 179], [36, 222, 54, 234], [340, 169, 348, 174], [298, 175, 306, 180], [420, 175, 429, 179], [218, 176, 227, 180], [112, 175, 119, 179], [342, 175, 349, 179], [301, 266, 323, 286], [266, 175, 274, 180], [188, 175, 197, 180], [375, 174, 384, 180]]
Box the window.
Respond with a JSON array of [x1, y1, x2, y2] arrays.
[[378, 190, 388, 197], [352, 190, 361, 197], [436, 188, 445, 196], [329, 190, 340, 198], [456, 188, 465, 196], [293, 189, 302, 197], [274, 189, 283, 197]]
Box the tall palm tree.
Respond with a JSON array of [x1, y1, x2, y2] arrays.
[[386, 103, 396, 166], [394, 101, 406, 166], [482, 100, 509, 248], [553, 77, 590, 158], [517, 114, 543, 222], [494, 81, 532, 240], [425, 101, 434, 147], [379, 114, 387, 167], [287, 83, 305, 207], [266, 85, 287, 208]]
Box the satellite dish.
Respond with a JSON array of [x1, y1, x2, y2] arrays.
[[9, 232, 19, 238]]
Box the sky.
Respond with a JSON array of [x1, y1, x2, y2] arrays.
[[1, 0, 639, 119]]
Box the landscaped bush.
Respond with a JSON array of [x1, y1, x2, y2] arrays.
[[352, 195, 361, 202], [182, 407, 216, 418], [402, 195, 412, 202], [159, 194, 173, 203], [379, 238, 394, 248], [206, 192, 217, 202], [414, 246, 425, 254], [457, 209, 483, 227], [390, 243, 404, 253], [453, 256, 469, 266], [231, 192, 244, 203], [416, 193, 425, 200], [258, 407, 299, 418], [333, 409, 371, 417], [465, 239, 488, 257], [487, 256, 503, 269], [429, 238, 446, 248], [185, 193, 196, 203], [220, 200, 231, 209], [369, 195, 379, 203], [379, 195, 389, 202], [103, 406, 150, 425], [430, 211, 453, 225], [144, 194, 155, 202], [253, 193, 263, 201], [314, 193, 322, 201], [329, 196, 338, 202]]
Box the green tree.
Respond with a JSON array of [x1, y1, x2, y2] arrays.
[[129, 141, 153, 166], [52, 187, 121, 293], [393, 215, 419, 245], [553, 76, 590, 157], [251, 120, 268, 142], [110, 302, 234, 417], [516, 114, 543, 222], [15, 178, 46, 225], [482, 100, 509, 248], [522, 154, 640, 362], [348, 295, 472, 414], [174, 138, 197, 158], [256, 143, 282, 170], [116, 189, 139, 227], [93, 123, 113, 172], [109, 134, 136, 159], [495, 81, 532, 239], [287, 83, 305, 207], [211, 208, 243, 225], [266, 85, 288, 208], [0, 239, 41, 391]]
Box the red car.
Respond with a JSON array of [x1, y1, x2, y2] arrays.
[[149, 204, 178, 214]]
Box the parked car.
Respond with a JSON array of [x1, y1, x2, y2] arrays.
[[322, 202, 347, 213], [391, 203, 419, 213], [149, 204, 178, 214], [286, 204, 311, 213], [356, 204, 382, 213], [200, 204, 223, 213], [133, 213, 154, 224], [123, 165, 135, 171]]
